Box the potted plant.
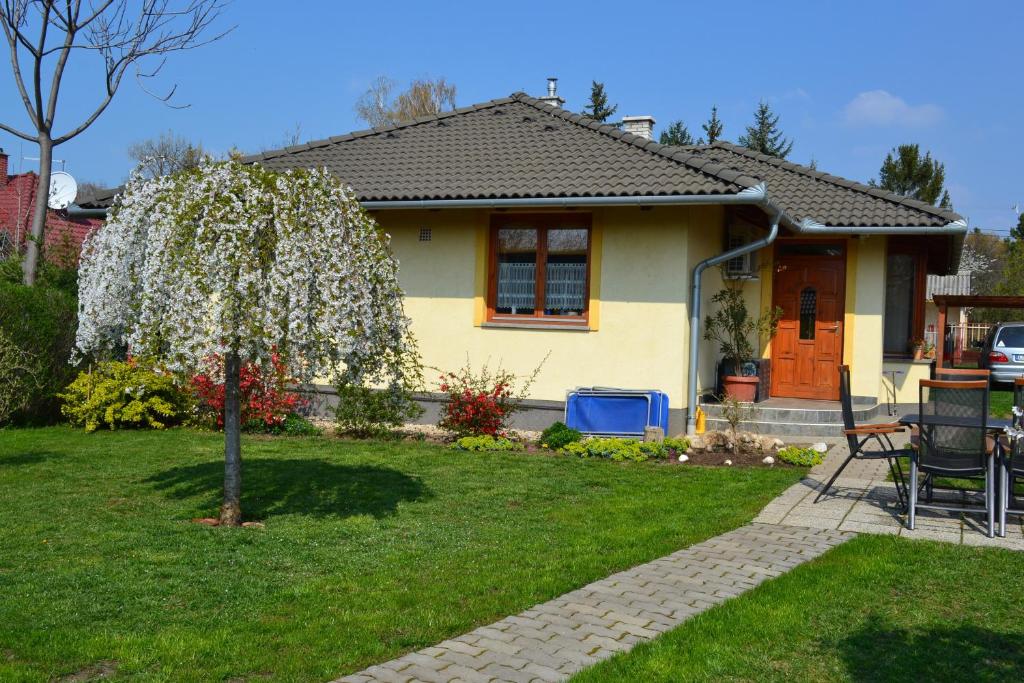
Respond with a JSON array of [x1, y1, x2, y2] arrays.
[[923, 341, 936, 359], [910, 337, 925, 361], [703, 281, 782, 402]]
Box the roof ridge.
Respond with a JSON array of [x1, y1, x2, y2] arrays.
[[708, 141, 962, 223], [510, 93, 762, 190], [240, 95, 517, 164]]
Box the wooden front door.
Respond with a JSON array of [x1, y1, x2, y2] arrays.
[[770, 244, 846, 400]]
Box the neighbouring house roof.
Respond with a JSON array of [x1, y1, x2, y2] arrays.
[[76, 185, 122, 209], [243, 92, 963, 232], [927, 273, 972, 300]]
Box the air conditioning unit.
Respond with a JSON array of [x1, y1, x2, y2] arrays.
[[723, 228, 756, 279]]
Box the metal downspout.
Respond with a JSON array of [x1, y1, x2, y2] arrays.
[[686, 211, 781, 435]]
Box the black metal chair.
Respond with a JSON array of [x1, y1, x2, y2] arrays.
[[999, 377, 1024, 534], [909, 379, 995, 537], [814, 365, 909, 506]]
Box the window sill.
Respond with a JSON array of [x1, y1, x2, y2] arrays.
[[481, 321, 592, 332], [883, 354, 934, 365]]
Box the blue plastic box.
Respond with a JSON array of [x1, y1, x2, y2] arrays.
[[564, 388, 670, 437]]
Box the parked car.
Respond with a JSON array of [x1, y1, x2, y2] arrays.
[[977, 322, 1024, 383]]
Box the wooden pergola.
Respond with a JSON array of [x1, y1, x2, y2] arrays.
[[933, 295, 1024, 368]]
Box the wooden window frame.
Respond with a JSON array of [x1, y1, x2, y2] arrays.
[[884, 239, 928, 356], [487, 213, 592, 327]]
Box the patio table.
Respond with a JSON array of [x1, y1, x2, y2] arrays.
[[898, 414, 1013, 537]]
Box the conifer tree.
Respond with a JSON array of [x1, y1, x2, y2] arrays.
[[702, 106, 724, 144], [873, 144, 952, 208], [659, 120, 694, 146], [582, 81, 618, 123], [738, 101, 793, 158]]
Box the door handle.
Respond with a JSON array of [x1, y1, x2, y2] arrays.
[[823, 325, 840, 331]]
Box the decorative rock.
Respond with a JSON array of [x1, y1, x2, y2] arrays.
[[724, 459, 733, 466], [762, 455, 775, 465], [678, 454, 689, 463], [772, 438, 785, 449], [644, 426, 665, 443], [811, 442, 828, 453]]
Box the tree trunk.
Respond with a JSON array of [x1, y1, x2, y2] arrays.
[[22, 135, 53, 287], [220, 352, 243, 525]]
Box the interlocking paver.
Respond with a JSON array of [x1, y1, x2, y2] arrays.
[[334, 522, 851, 682]]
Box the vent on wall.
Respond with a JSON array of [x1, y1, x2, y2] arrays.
[[418, 227, 432, 242]]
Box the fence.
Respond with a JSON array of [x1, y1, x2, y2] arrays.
[[936, 323, 990, 366]]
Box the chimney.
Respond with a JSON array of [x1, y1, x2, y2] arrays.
[[621, 116, 656, 140], [537, 77, 565, 108], [0, 148, 7, 186]]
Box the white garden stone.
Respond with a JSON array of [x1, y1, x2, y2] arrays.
[[812, 442, 828, 453], [762, 455, 775, 465], [678, 454, 689, 463]]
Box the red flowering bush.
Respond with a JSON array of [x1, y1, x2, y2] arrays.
[[191, 352, 307, 432], [436, 357, 545, 437]]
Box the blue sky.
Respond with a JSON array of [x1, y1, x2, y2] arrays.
[[2, 0, 1021, 233]]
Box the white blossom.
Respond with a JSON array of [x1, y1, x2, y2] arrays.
[[75, 162, 410, 386]]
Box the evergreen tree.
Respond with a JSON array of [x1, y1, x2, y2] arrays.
[[1010, 212, 1024, 242], [582, 81, 618, 123], [659, 120, 694, 146], [872, 144, 952, 208], [702, 106, 724, 144], [738, 101, 793, 158]]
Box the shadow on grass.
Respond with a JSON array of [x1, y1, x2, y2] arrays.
[[838, 615, 1024, 681], [0, 450, 61, 467], [146, 458, 431, 519]]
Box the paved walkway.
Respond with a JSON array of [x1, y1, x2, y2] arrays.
[[337, 444, 1022, 682], [756, 442, 1024, 549], [336, 524, 850, 683]]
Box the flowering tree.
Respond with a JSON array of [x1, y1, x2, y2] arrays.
[[74, 162, 411, 525]]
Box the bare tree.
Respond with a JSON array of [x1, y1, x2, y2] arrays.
[[354, 75, 457, 128], [0, 1, 231, 286], [128, 129, 207, 177]]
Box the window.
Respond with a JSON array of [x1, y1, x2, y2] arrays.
[[489, 214, 591, 324], [799, 287, 816, 340], [883, 247, 926, 354]]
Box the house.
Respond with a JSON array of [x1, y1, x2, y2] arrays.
[[0, 148, 103, 261], [230, 82, 965, 434]]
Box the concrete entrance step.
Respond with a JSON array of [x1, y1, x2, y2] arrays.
[[701, 398, 883, 437]]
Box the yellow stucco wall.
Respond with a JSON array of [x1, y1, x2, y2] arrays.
[[378, 206, 725, 410], [373, 208, 893, 410]]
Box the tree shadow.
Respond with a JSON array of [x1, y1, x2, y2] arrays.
[[0, 450, 61, 467], [145, 458, 430, 520], [837, 615, 1024, 681]]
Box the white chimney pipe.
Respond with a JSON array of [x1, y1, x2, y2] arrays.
[[538, 77, 566, 108]]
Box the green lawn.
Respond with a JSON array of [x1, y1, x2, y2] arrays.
[[991, 385, 1013, 419], [574, 534, 1024, 682], [0, 427, 801, 682]]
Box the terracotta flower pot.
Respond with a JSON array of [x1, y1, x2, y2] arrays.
[[722, 375, 758, 402]]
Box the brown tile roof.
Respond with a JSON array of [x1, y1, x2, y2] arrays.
[[243, 93, 963, 229], [243, 94, 760, 200], [684, 142, 963, 228]]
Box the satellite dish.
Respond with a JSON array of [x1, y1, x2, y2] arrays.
[[48, 171, 78, 210]]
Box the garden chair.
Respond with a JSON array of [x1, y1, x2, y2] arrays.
[[999, 378, 1024, 533], [909, 379, 996, 537], [932, 367, 990, 382], [814, 365, 908, 506]]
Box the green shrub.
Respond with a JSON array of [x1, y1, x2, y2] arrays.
[[540, 421, 582, 450], [561, 437, 667, 462], [664, 436, 690, 454], [0, 281, 78, 423], [0, 328, 40, 425], [59, 360, 194, 432], [776, 445, 824, 467], [334, 382, 423, 437], [451, 435, 524, 452]]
